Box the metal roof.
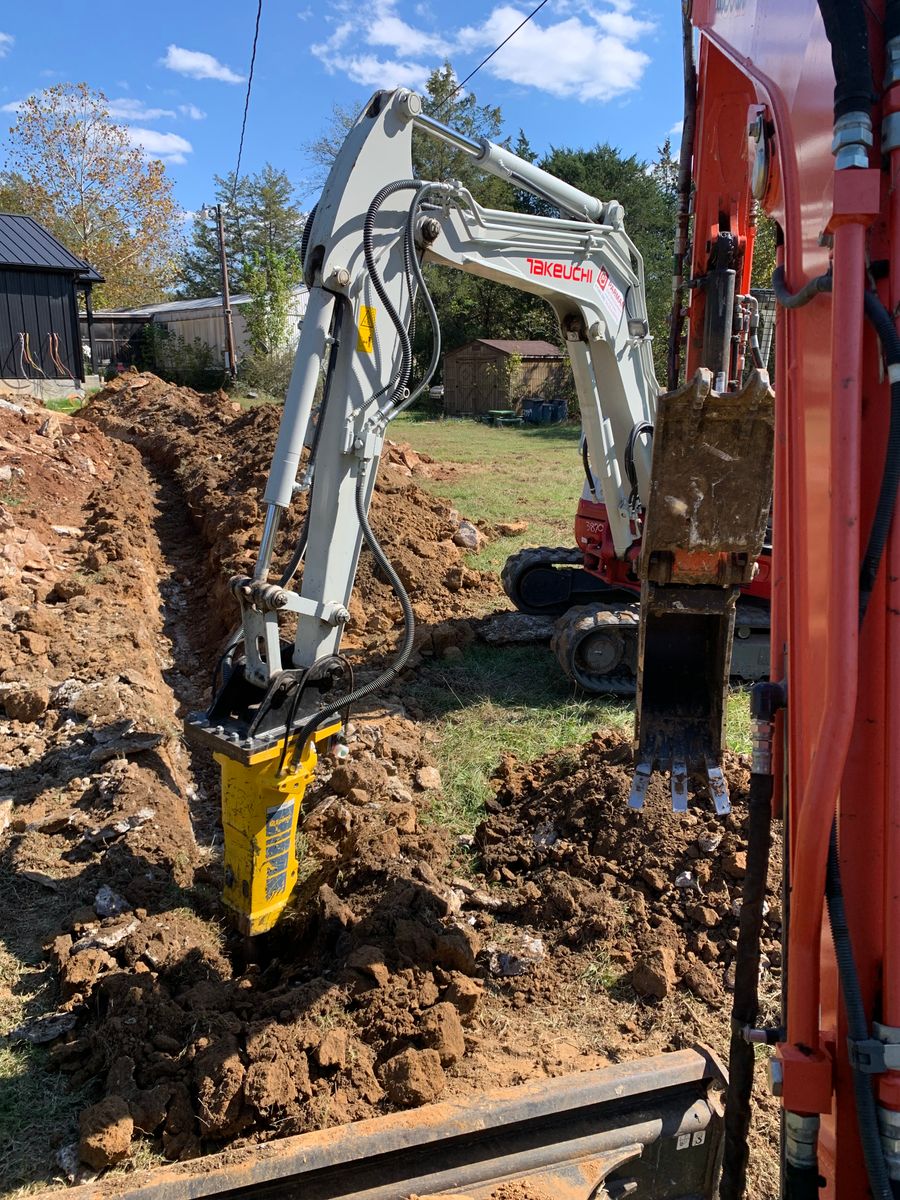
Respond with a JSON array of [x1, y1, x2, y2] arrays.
[[0, 212, 103, 282], [98, 286, 308, 318], [457, 338, 564, 358]]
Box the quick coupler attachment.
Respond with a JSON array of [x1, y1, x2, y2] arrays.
[[215, 723, 341, 936]]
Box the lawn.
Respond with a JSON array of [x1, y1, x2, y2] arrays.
[[392, 414, 752, 834], [392, 414, 584, 573]]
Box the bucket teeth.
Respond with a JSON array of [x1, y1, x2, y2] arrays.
[[705, 761, 731, 815], [628, 760, 653, 810], [627, 758, 730, 814], [670, 760, 689, 812]]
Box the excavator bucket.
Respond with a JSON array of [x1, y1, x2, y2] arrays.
[[631, 368, 774, 812], [35, 1048, 726, 1200]]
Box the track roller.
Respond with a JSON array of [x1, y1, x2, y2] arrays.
[[551, 603, 640, 695]]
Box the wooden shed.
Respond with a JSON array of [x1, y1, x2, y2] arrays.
[[0, 213, 102, 391], [442, 338, 567, 416]]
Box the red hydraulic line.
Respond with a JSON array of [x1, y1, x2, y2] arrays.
[[785, 218, 863, 1053]]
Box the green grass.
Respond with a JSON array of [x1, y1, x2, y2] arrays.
[[392, 414, 583, 573], [43, 396, 83, 414], [407, 642, 633, 836], [389, 417, 754, 834]]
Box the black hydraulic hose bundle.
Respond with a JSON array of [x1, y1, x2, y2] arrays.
[[362, 179, 424, 408], [816, 0, 875, 122], [825, 830, 897, 1200]]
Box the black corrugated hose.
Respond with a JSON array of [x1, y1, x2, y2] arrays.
[[720, 762, 775, 1200], [285, 465, 417, 758], [816, 0, 875, 120]]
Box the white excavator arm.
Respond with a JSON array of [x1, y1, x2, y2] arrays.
[[249, 87, 657, 682]]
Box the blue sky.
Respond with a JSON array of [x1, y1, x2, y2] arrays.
[[0, 0, 682, 215]]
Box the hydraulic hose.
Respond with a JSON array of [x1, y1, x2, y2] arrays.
[[363, 180, 424, 408], [826, 828, 896, 1200], [771, 265, 832, 309], [816, 0, 875, 121], [386, 188, 445, 419], [720, 767, 775, 1200], [859, 290, 900, 622], [287, 463, 416, 752]]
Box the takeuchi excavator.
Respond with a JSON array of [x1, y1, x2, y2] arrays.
[[68, 1, 900, 1197]]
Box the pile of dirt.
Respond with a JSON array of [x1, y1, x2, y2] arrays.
[[476, 733, 782, 1004], [0, 402, 197, 907], [84, 372, 500, 662]]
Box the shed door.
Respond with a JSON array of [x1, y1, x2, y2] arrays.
[[455, 356, 502, 413]]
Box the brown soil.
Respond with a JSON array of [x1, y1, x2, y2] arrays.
[[0, 376, 779, 1195]]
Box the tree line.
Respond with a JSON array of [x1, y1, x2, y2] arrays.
[[0, 71, 682, 389]]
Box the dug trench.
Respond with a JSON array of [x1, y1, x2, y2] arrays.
[[0, 374, 780, 1196]]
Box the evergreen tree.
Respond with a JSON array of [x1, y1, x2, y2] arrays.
[[177, 165, 306, 299]]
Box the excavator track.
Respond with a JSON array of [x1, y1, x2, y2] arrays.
[[551, 603, 641, 695], [501, 545, 621, 616]]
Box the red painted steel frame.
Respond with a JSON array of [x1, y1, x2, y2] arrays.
[[690, 2, 893, 1194]]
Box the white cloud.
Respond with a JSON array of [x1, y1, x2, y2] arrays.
[[0, 95, 28, 114], [297, 6, 314, 19], [160, 44, 244, 84], [179, 103, 207, 120], [367, 8, 449, 56], [454, 3, 652, 102], [126, 127, 193, 165], [107, 97, 177, 120], [669, 119, 683, 136], [310, 0, 653, 105], [0, 33, 13, 58], [311, 0, 443, 89]]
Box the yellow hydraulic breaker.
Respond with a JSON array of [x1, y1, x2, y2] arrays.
[[213, 721, 341, 936]]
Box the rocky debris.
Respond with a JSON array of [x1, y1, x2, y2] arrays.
[[381, 1047, 446, 1106], [415, 765, 442, 791], [452, 520, 485, 552], [419, 1002, 465, 1065], [3, 683, 50, 722], [78, 1097, 134, 1169], [494, 521, 529, 537], [477, 732, 781, 1007], [630, 946, 677, 999]]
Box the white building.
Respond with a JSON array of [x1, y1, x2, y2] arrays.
[[85, 286, 309, 373]]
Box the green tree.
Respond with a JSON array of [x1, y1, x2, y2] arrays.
[[5, 83, 182, 307], [241, 247, 303, 355], [177, 165, 306, 299], [537, 142, 677, 376]]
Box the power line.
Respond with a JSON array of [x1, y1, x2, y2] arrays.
[[440, 0, 550, 113], [232, 0, 263, 202]]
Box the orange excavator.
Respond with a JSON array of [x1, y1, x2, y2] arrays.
[[55, 1, 900, 1197]]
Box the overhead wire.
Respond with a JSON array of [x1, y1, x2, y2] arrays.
[[438, 0, 550, 114], [232, 0, 263, 207]]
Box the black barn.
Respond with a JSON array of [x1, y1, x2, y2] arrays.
[[0, 213, 102, 385]]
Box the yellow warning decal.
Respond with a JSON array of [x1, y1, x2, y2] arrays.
[[357, 305, 376, 353]]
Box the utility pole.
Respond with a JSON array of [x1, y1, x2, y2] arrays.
[[204, 203, 238, 381]]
